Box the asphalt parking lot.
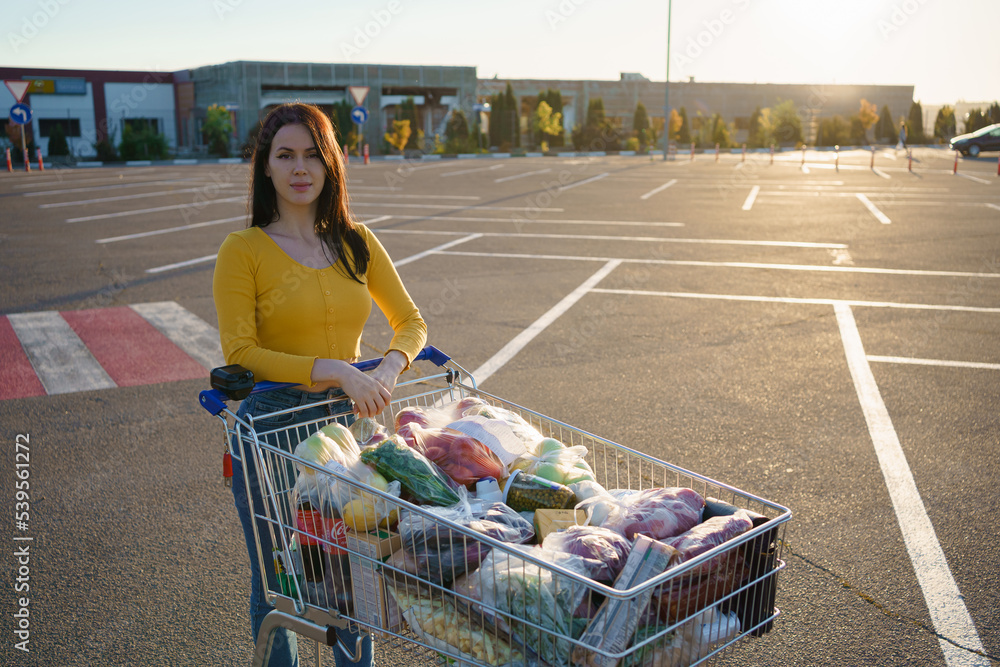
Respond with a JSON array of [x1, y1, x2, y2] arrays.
[[1, 147, 998, 666]]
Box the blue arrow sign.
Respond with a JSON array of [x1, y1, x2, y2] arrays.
[[10, 103, 31, 125], [350, 105, 369, 125]]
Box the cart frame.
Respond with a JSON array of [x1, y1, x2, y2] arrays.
[[200, 346, 791, 667]]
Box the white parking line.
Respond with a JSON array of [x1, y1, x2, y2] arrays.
[[867, 355, 1000, 370], [146, 254, 218, 274], [352, 193, 480, 200], [66, 197, 243, 223], [589, 288, 1000, 313], [955, 172, 992, 185], [836, 304, 989, 667], [40, 185, 243, 208], [639, 179, 678, 200], [741, 185, 760, 211], [6, 311, 116, 394], [380, 214, 684, 228], [95, 216, 245, 244], [440, 164, 505, 177], [558, 172, 610, 192], [985, 203, 1000, 212], [22, 178, 204, 197], [472, 260, 621, 385], [872, 167, 892, 180], [352, 202, 561, 212], [856, 193, 892, 224], [495, 168, 552, 183], [393, 234, 482, 267]]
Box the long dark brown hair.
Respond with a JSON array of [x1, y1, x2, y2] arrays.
[[249, 103, 369, 282]]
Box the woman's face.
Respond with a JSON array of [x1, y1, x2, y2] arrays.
[[264, 123, 327, 215]]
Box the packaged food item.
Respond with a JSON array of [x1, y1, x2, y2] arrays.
[[452, 399, 546, 445], [475, 477, 503, 503], [396, 422, 506, 489], [359, 435, 462, 507], [573, 535, 680, 667], [510, 437, 596, 485], [534, 509, 588, 542], [502, 470, 579, 513], [349, 417, 387, 448], [542, 524, 633, 582], [655, 550, 747, 624], [583, 487, 705, 541], [663, 511, 754, 578], [621, 608, 740, 667], [394, 500, 534, 586]]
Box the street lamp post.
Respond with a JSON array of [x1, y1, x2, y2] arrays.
[[662, 0, 673, 161]]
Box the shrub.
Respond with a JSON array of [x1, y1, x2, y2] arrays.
[[47, 123, 69, 156], [118, 123, 168, 160], [203, 104, 234, 157]]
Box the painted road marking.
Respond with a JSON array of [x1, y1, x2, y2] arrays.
[[394, 234, 482, 268], [1, 303, 224, 400], [96, 216, 244, 244], [856, 193, 892, 224], [22, 178, 204, 197], [39, 184, 243, 208], [351, 201, 562, 212], [639, 179, 678, 200], [66, 197, 243, 223], [439, 164, 504, 177], [472, 260, 621, 385], [61, 307, 207, 386], [130, 302, 224, 370], [955, 172, 992, 185], [741, 185, 760, 211], [6, 311, 116, 395], [378, 214, 684, 228], [835, 304, 989, 667], [0, 316, 46, 400], [867, 355, 1000, 370], [146, 254, 218, 274], [557, 172, 610, 192], [872, 167, 892, 180], [495, 168, 552, 183], [985, 203, 1000, 212], [17, 175, 195, 192], [437, 250, 998, 280], [352, 193, 480, 200], [589, 288, 1000, 313]]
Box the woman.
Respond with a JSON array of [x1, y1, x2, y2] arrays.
[[214, 102, 426, 666]]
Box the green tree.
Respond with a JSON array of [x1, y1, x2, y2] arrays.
[[384, 120, 411, 154], [934, 105, 956, 141], [964, 108, 991, 134], [771, 99, 803, 146], [47, 123, 69, 156], [677, 107, 691, 145], [397, 97, 423, 150], [505, 83, 519, 148], [874, 105, 897, 143], [202, 104, 234, 157], [816, 116, 850, 147], [536, 89, 565, 147], [987, 102, 1000, 125], [532, 101, 562, 152], [119, 121, 169, 160], [710, 114, 732, 148], [445, 108, 470, 153], [906, 101, 925, 144], [747, 106, 762, 148], [858, 99, 879, 143], [849, 115, 867, 145], [634, 102, 650, 149]]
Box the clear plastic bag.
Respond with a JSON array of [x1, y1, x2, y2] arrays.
[[541, 525, 633, 583], [580, 487, 705, 541], [509, 437, 596, 486], [396, 422, 507, 489]]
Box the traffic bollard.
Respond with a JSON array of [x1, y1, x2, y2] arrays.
[[870, 146, 875, 170], [801, 145, 805, 166], [741, 144, 746, 163], [953, 150, 958, 175], [715, 143, 720, 162], [690, 142, 694, 161], [996, 152, 999, 177], [23, 149, 30, 172], [5, 148, 11, 172], [835, 145, 840, 172], [770, 144, 774, 165], [36, 148, 44, 171], [363, 144, 370, 165], [908, 149, 913, 173]]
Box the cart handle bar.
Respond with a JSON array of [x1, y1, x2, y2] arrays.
[[198, 345, 451, 416]]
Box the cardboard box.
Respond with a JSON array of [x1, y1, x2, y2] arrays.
[[534, 509, 587, 541], [346, 530, 402, 635]]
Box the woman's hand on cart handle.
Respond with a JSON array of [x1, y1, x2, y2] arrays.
[[369, 350, 408, 396], [311, 358, 392, 419]]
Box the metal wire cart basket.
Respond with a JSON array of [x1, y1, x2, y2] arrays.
[[199, 347, 791, 667]]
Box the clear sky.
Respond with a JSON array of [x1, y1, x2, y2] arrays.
[[4, 0, 999, 105]]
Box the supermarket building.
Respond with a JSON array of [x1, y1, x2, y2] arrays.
[[0, 61, 915, 158]]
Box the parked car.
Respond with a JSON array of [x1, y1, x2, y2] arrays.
[[949, 123, 1000, 157]]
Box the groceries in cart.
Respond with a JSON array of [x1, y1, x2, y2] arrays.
[[274, 396, 781, 667]]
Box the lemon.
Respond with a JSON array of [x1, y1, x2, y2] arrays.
[[343, 499, 379, 532]]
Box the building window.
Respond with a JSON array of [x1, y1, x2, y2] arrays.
[[123, 118, 159, 133], [39, 118, 81, 138]]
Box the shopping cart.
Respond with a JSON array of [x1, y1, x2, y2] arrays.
[[199, 346, 791, 667]]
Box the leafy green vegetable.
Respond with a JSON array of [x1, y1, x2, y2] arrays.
[[359, 435, 461, 506]]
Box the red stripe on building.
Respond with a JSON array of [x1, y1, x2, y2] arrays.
[[0, 316, 47, 400], [60, 307, 206, 387]]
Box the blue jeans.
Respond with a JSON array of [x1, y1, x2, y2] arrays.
[[232, 386, 375, 667]]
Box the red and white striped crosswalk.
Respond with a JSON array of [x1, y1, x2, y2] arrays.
[[0, 301, 223, 400]]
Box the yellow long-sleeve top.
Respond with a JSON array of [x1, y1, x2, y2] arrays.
[[213, 224, 427, 385]]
